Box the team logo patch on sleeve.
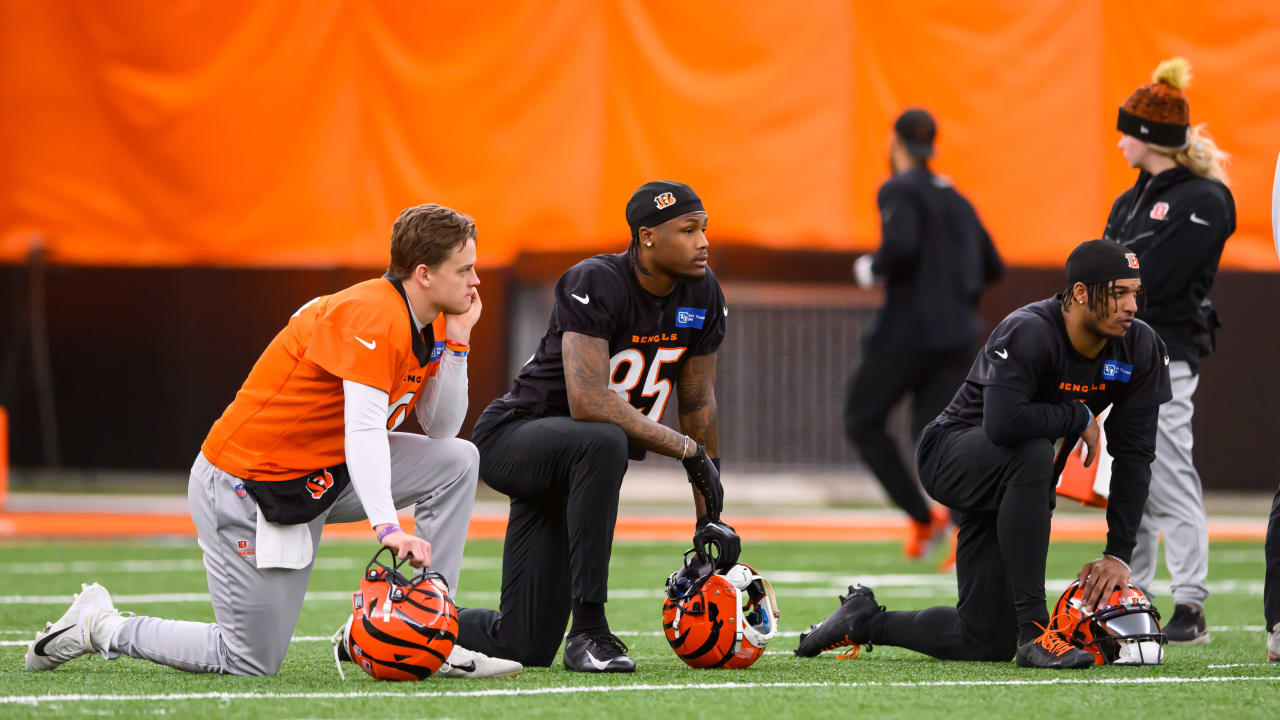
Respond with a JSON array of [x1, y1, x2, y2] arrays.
[[675, 307, 706, 329], [1101, 359, 1134, 382]]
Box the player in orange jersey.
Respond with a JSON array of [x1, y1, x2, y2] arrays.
[[26, 204, 521, 679]]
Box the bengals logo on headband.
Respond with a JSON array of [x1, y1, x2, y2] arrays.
[[306, 469, 335, 500], [654, 192, 676, 209], [1126, 252, 1140, 269]]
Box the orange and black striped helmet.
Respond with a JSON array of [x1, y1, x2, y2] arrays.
[[662, 548, 780, 669], [1053, 580, 1165, 665], [338, 548, 458, 681]]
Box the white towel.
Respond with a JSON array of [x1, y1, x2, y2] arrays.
[[254, 509, 314, 569]]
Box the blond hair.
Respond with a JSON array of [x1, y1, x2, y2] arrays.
[[1148, 124, 1230, 185]]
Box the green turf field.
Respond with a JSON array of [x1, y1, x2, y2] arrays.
[[0, 537, 1274, 718]]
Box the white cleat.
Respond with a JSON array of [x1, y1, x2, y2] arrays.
[[25, 583, 124, 671], [437, 644, 523, 679], [1268, 622, 1280, 662]]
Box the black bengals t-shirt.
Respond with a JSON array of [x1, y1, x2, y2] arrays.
[[491, 252, 727, 457], [933, 295, 1172, 562], [940, 296, 1171, 426]]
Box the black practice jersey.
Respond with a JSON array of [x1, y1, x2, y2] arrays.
[[940, 296, 1171, 428], [496, 252, 726, 442]]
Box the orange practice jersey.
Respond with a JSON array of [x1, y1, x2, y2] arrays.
[[202, 275, 454, 481]]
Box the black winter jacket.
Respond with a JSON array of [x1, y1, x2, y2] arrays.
[[1103, 166, 1235, 372], [867, 167, 1004, 352]]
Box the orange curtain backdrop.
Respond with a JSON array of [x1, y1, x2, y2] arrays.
[[2, 1, 1278, 269]]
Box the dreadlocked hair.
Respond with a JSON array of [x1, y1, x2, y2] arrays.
[[1062, 280, 1116, 317], [627, 232, 651, 276]]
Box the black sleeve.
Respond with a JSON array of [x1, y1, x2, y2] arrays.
[[1101, 192, 1127, 242], [979, 223, 1004, 286], [550, 260, 619, 339], [968, 316, 1049, 398], [1134, 195, 1232, 311], [1115, 330, 1173, 410], [982, 385, 1091, 447], [689, 272, 727, 357], [1101, 404, 1160, 562], [870, 182, 921, 279]]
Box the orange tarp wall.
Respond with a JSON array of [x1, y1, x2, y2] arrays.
[[3, 1, 1278, 270]]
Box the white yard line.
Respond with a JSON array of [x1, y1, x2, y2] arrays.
[[3, 676, 1279, 705], [0, 557, 503, 574]]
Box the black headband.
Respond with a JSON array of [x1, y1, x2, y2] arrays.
[[1117, 107, 1188, 148], [626, 181, 704, 240]]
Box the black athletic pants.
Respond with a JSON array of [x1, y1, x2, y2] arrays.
[[1265, 484, 1280, 631], [864, 422, 1054, 661], [455, 403, 629, 666], [844, 345, 972, 524]]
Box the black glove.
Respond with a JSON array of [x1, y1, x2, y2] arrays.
[[682, 445, 723, 521], [693, 516, 741, 572]]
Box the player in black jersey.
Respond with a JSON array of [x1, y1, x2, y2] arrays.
[[456, 181, 737, 672], [796, 239, 1171, 669]]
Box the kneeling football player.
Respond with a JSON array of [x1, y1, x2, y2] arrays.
[[797, 240, 1171, 669], [26, 204, 520, 679], [456, 181, 738, 672]]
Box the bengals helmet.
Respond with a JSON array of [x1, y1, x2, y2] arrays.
[[1053, 580, 1165, 665], [334, 548, 458, 681], [662, 549, 780, 669]]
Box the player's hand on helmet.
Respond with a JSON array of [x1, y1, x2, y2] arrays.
[[682, 444, 723, 521], [1076, 555, 1130, 612], [1080, 413, 1101, 468], [378, 525, 432, 569], [693, 517, 741, 572], [444, 287, 483, 345]]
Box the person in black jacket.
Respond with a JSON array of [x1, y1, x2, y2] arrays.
[[846, 109, 1003, 564], [798, 240, 1171, 669], [1103, 57, 1235, 643]]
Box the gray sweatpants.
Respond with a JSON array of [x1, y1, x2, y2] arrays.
[[109, 433, 479, 675], [1129, 360, 1209, 608]]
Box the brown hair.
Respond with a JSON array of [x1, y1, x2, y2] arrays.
[[388, 204, 477, 279]]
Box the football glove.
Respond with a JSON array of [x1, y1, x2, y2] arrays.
[[682, 445, 723, 521], [693, 517, 741, 572]]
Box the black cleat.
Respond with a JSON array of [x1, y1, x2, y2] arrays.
[[1015, 629, 1095, 669], [564, 632, 636, 673], [795, 584, 884, 658], [1164, 604, 1210, 644]]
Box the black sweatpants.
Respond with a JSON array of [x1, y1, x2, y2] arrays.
[[456, 403, 629, 667], [844, 345, 972, 524], [1265, 484, 1280, 631], [863, 422, 1054, 661]]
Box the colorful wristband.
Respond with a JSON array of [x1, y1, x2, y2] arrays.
[[376, 524, 401, 542], [444, 339, 470, 357]]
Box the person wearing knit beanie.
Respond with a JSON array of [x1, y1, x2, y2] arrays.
[[1103, 57, 1237, 646]]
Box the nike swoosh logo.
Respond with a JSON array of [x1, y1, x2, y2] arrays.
[[452, 661, 477, 673], [571, 293, 590, 305], [33, 625, 75, 656], [994, 349, 1008, 359], [584, 649, 612, 670], [1189, 212, 1210, 226], [354, 335, 376, 350]]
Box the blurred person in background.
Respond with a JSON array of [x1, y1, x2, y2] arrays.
[[1266, 486, 1280, 660], [457, 181, 736, 673], [26, 204, 521, 679], [1103, 57, 1235, 643], [846, 108, 1004, 567]]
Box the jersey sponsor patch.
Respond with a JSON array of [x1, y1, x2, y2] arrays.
[[1101, 359, 1134, 383], [675, 307, 706, 329]]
